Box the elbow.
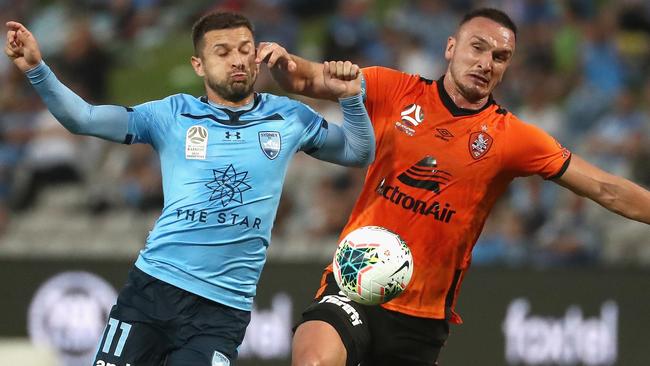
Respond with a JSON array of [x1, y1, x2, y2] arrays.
[[361, 148, 376, 167], [60, 118, 84, 135], [351, 147, 375, 168]]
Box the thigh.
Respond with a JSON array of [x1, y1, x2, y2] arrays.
[[165, 339, 231, 366], [92, 307, 169, 366], [93, 267, 176, 365], [363, 306, 449, 366], [294, 272, 371, 366], [166, 298, 251, 366]]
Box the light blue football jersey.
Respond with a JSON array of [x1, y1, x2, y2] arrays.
[[127, 93, 328, 311]]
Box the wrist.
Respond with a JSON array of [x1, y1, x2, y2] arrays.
[[25, 60, 44, 73], [25, 60, 51, 84], [338, 93, 364, 106]]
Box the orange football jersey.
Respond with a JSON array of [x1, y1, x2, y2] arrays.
[[317, 66, 571, 323]]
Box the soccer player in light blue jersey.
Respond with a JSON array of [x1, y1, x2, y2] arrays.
[[5, 12, 375, 365]]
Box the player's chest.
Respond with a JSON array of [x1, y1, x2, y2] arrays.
[[170, 122, 296, 162], [375, 104, 503, 181]]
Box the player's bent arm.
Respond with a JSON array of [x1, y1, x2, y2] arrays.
[[554, 154, 650, 224], [310, 93, 375, 167], [26, 61, 129, 143], [271, 55, 338, 101]]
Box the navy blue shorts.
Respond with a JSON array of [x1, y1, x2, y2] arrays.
[[93, 266, 250, 366], [296, 272, 449, 366]]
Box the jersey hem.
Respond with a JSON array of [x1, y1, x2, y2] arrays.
[[135, 257, 253, 312]]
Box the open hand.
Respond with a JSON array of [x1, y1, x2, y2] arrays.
[[256, 41, 297, 72]]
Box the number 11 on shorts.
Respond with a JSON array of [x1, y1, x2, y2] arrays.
[[100, 317, 132, 357]]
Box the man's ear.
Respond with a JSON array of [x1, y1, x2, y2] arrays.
[[191, 55, 205, 77], [444, 36, 456, 61]]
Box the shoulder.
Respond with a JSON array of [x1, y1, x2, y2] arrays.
[[498, 110, 548, 136], [258, 92, 317, 115], [362, 66, 406, 78], [362, 66, 429, 85], [168, 93, 206, 108], [134, 93, 200, 110], [362, 66, 432, 102], [259, 92, 294, 105]]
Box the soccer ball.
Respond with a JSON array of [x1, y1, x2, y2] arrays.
[[332, 226, 413, 305]]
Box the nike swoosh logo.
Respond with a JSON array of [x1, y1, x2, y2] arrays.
[[390, 260, 410, 277]]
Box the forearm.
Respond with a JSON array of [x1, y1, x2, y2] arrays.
[[271, 55, 336, 100], [598, 176, 650, 224], [310, 93, 375, 167], [26, 61, 129, 142]]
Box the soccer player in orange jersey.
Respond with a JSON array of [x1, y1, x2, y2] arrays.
[[257, 8, 650, 366]]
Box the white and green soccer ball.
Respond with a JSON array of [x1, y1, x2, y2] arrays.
[[332, 226, 413, 305]]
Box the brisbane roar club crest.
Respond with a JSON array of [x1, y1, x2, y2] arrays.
[[258, 131, 281, 160], [469, 131, 493, 160], [395, 103, 425, 136], [186, 125, 208, 160]]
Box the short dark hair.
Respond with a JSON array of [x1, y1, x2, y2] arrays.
[[191, 12, 255, 55], [460, 8, 517, 38]]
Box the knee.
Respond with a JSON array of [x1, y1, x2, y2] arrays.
[[292, 349, 338, 366]]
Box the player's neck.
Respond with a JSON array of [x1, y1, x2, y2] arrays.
[[206, 90, 255, 108], [443, 74, 490, 110]]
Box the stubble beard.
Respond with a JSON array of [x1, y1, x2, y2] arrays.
[[457, 81, 487, 104], [208, 73, 257, 103], [449, 64, 490, 104]]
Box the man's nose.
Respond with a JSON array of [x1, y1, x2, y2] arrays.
[[477, 54, 492, 72], [231, 51, 245, 67]]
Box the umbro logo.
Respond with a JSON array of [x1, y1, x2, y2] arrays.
[[397, 156, 451, 194], [435, 128, 454, 141]]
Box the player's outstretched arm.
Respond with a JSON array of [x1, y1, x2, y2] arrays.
[[309, 61, 374, 167], [257, 42, 341, 101], [554, 155, 650, 224], [5, 21, 129, 143]]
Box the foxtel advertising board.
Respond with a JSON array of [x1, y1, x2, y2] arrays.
[[1, 259, 649, 365]]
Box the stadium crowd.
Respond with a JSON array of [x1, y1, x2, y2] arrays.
[[1, 0, 650, 266]]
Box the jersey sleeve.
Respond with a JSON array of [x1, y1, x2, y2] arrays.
[[294, 101, 328, 153], [502, 115, 572, 179], [361, 66, 421, 123], [126, 99, 173, 149]]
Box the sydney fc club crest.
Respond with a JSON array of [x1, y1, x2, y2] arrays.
[[259, 131, 281, 160], [469, 131, 493, 159]]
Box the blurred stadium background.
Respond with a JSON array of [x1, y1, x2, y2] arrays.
[[1, 0, 650, 365]]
